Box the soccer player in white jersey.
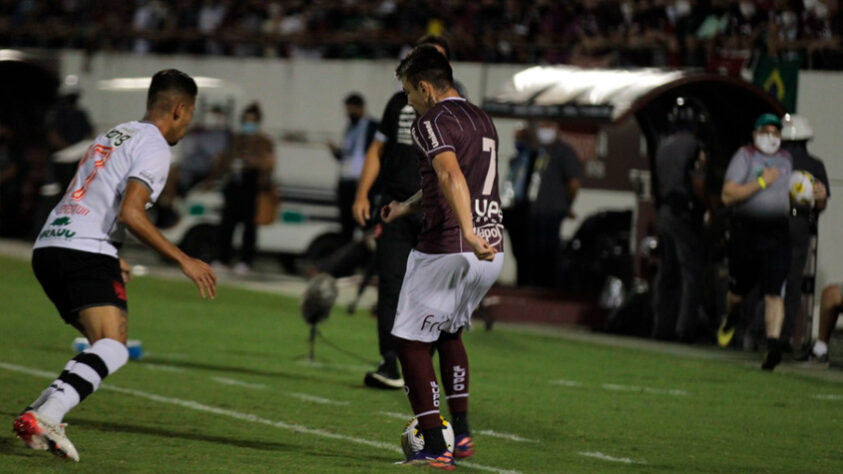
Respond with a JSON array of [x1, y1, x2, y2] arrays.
[[13, 69, 217, 461]]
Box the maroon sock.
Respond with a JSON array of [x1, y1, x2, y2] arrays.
[[395, 337, 441, 431], [436, 330, 469, 417]]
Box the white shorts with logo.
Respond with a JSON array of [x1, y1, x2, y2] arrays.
[[391, 250, 504, 343]]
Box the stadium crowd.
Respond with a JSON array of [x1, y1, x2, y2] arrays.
[[0, 0, 841, 69]]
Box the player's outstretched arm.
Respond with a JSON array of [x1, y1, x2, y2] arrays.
[[432, 151, 496, 261], [119, 180, 217, 299], [353, 139, 384, 227], [381, 189, 422, 223]]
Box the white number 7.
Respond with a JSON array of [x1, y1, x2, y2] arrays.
[[482, 137, 497, 195]]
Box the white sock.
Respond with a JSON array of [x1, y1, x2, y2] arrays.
[[28, 360, 77, 411], [813, 340, 828, 357], [37, 338, 128, 423]]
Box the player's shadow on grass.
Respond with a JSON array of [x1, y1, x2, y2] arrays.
[[3, 415, 389, 463], [137, 357, 336, 385]]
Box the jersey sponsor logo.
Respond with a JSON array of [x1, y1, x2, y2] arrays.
[[56, 203, 91, 216], [37, 228, 76, 240], [423, 121, 440, 148], [50, 217, 71, 226], [474, 223, 503, 247], [420, 314, 447, 333], [474, 198, 502, 223]]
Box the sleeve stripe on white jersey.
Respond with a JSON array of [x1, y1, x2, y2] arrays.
[[127, 176, 153, 193]]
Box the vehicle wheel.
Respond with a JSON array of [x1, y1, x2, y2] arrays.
[[180, 224, 219, 263]]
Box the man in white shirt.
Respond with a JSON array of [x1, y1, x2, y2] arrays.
[[14, 69, 216, 462]]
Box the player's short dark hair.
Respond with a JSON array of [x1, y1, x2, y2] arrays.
[[344, 93, 365, 107], [395, 45, 454, 92], [242, 102, 262, 122], [146, 69, 197, 110], [416, 34, 451, 60]]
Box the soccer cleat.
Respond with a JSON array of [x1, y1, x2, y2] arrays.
[[808, 352, 830, 367], [403, 450, 456, 470], [717, 319, 736, 348], [364, 360, 403, 389], [13, 411, 79, 461], [453, 435, 474, 458], [13, 411, 47, 451]]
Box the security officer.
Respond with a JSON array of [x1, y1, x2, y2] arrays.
[[652, 98, 707, 342], [780, 114, 829, 352], [719, 113, 792, 371]]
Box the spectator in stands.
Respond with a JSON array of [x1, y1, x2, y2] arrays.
[[327, 93, 378, 244], [210, 102, 275, 275]]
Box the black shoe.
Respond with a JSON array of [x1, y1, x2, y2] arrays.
[[364, 362, 403, 390], [762, 346, 782, 371]]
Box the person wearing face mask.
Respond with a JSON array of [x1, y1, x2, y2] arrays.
[[779, 115, 829, 355], [501, 124, 538, 286], [719, 113, 792, 371], [208, 102, 275, 276], [327, 93, 379, 244], [524, 121, 582, 288], [651, 98, 708, 343]]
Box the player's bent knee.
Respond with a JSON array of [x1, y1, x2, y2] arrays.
[[78, 305, 129, 345]]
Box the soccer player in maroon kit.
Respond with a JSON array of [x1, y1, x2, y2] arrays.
[[382, 45, 504, 469]]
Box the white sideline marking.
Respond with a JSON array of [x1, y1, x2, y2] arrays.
[[579, 451, 645, 464], [211, 377, 266, 390], [378, 411, 410, 420], [0, 361, 521, 474], [143, 364, 186, 373], [287, 392, 349, 406], [477, 430, 539, 443], [601, 383, 688, 396], [549, 379, 688, 396], [295, 360, 372, 371], [812, 394, 843, 401]]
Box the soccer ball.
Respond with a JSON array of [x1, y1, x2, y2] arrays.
[[788, 170, 815, 206], [401, 416, 455, 459]]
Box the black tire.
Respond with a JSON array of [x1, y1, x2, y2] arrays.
[[179, 224, 219, 263]]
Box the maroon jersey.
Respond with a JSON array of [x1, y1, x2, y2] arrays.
[[410, 97, 503, 254]]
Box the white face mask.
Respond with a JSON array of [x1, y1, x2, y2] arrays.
[[675, 0, 691, 17], [536, 127, 557, 145], [754, 133, 781, 155], [739, 1, 755, 18]]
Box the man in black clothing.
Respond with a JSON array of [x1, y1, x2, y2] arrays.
[[651, 100, 708, 342], [351, 35, 457, 389], [525, 121, 581, 288], [328, 93, 379, 244], [780, 114, 829, 351], [501, 124, 537, 286]]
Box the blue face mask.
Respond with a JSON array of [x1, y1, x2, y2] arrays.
[[241, 122, 259, 135]]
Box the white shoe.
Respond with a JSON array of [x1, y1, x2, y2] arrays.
[[233, 262, 251, 276], [13, 411, 79, 461]]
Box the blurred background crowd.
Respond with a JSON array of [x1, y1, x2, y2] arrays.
[[0, 0, 841, 69]]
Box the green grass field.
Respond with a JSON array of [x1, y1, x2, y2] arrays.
[[0, 254, 841, 473]]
